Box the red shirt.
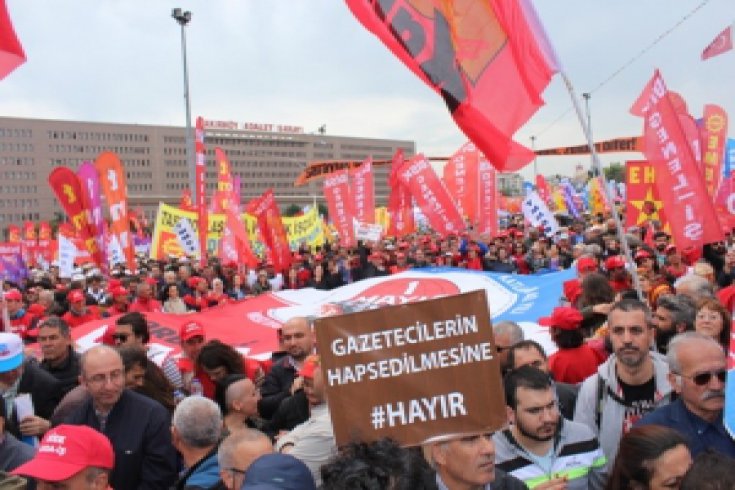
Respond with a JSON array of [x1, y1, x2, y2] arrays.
[[549, 344, 605, 384], [62, 306, 101, 328], [129, 298, 162, 313], [1, 311, 35, 338], [106, 303, 129, 316]]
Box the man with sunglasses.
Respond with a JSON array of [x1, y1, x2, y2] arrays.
[[635, 332, 734, 457]]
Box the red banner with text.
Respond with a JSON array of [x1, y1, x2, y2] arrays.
[[350, 158, 375, 225], [96, 152, 135, 272], [324, 170, 356, 248]]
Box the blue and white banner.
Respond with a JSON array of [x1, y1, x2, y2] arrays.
[[522, 191, 560, 236]]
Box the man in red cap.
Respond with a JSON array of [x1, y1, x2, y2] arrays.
[[540, 307, 606, 384], [106, 285, 130, 315], [174, 320, 215, 397], [0, 289, 36, 338], [12, 424, 114, 489], [61, 289, 101, 328], [563, 256, 597, 307], [605, 255, 632, 292]]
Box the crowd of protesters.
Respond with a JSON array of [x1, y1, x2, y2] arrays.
[[0, 210, 733, 489]]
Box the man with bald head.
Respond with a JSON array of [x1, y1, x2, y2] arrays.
[[259, 316, 315, 420], [223, 378, 262, 433], [64, 345, 178, 489], [217, 429, 273, 490]]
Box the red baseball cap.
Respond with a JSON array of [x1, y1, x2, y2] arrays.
[[67, 289, 85, 303], [4, 289, 22, 301], [605, 256, 626, 270], [108, 279, 122, 290], [576, 257, 597, 273], [180, 321, 205, 342], [12, 425, 114, 482], [538, 307, 583, 330], [110, 286, 128, 298]]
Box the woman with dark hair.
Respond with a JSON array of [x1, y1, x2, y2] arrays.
[[119, 345, 176, 414], [578, 272, 615, 333], [694, 298, 731, 350], [162, 283, 188, 314], [227, 273, 249, 300], [606, 425, 691, 490], [197, 340, 245, 384]]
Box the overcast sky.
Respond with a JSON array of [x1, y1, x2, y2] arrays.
[[1, 0, 733, 179]]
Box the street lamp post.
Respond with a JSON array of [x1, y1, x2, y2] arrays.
[[172, 8, 196, 202]]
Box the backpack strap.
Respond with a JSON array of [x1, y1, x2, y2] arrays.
[[594, 373, 607, 430]]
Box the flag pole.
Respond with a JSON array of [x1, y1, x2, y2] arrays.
[[560, 72, 644, 301]]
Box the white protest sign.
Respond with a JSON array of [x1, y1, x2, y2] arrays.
[[522, 191, 559, 236], [173, 218, 200, 257]]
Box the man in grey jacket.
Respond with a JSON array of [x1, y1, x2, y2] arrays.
[[573, 299, 672, 467]]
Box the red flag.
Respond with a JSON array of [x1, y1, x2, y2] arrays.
[[224, 209, 259, 269], [38, 221, 52, 262], [398, 154, 465, 237], [195, 117, 208, 267], [714, 173, 735, 233], [6, 224, 20, 244], [0, 0, 25, 81], [324, 170, 356, 248], [219, 149, 258, 269], [346, 0, 559, 171], [631, 70, 723, 249], [477, 156, 498, 236], [214, 148, 235, 213], [48, 167, 104, 267], [700, 104, 728, 196], [387, 149, 414, 237], [350, 157, 375, 225], [246, 189, 291, 272], [96, 152, 135, 272], [443, 142, 480, 222], [535, 174, 551, 205], [702, 24, 733, 61]]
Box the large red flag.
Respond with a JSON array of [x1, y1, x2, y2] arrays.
[[387, 149, 414, 237], [195, 117, 208, 267], [702, 24, 733, 61], [631, 71, 723, 249], [477, 156, 498, 236], [214, 148, 234, 213], [535, 174, 551, 205], [96, 152, 135, 272], [443, 142, 480, 222], [398, 154, 464, 237], [346, 0, 559, 171], [350, 157, 375, 225], [48, 167, 104, 267], [324, 170, 357, 248], [246, 189, 291, 272], [700, 104, 728, 196], [0, 0, 25, 81]]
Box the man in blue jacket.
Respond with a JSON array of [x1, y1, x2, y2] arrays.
[[64, 345, 177, 489], [171, 396, 223, 489]]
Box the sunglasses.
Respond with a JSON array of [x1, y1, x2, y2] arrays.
[[677, 369, 727, 386]]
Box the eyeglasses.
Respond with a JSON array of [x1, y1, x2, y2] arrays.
[[676, 369, 727, 386], [112, 333, 129, 342]]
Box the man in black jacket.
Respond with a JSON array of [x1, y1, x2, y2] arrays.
[[64, 345, 177, 490], [37, 316, 81, 395], [0, 332, 62, 440], [258, 316, 314, 421]]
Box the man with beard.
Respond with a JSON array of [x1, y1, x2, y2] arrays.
[[574, 299, 673, 468], [259, 316, 314, 420], [651, 294, 695, 354], [653, 231, 670, 266], [636, 332, 734, 458], [494, 366, 607, 489]]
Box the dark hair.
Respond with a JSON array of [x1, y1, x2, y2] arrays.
[[680, 450, 735, 490], [116, 312, 150, 344], [503, 365, 553, 410], [696, 297, 731, 349], [656, 294, 696, 331], [507, 340, 547, 370], [605, 425, 688, 490], [138, 362, 176, 414], [551, 327, 584, 349], [578, 272, 615, 308], [37, 315, 71, 338], [162, 283, 181, 302], [608, 298, 650, 320], [197, 340, 244, 375], [118, 345, 148, 372], [321, 438, 435, 490]]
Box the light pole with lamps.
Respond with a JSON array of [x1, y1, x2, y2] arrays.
[[172, 8, 196, 202]]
